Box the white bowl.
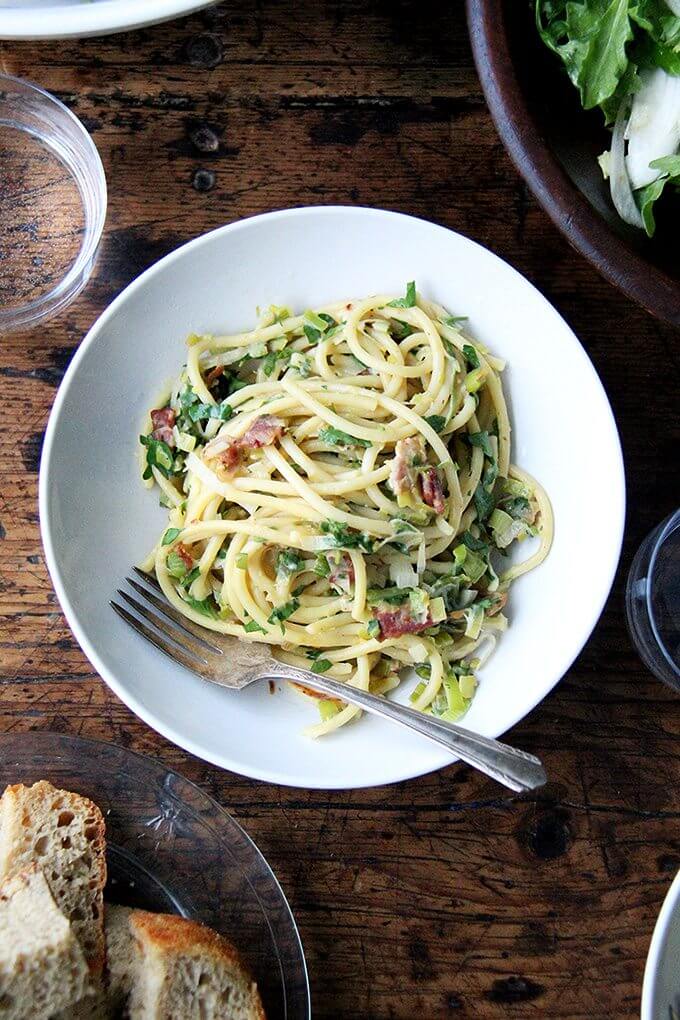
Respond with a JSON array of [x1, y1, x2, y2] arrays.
[[0, 0, 216, 40], [39, 206, 625, 789], [642, 869, 680, 1020]]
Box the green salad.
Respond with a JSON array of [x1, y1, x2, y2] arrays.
[[537, 0, 680, 234]]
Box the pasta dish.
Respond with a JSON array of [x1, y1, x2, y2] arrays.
[[139, 285, 553, 737]]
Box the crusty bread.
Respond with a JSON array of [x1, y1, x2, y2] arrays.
[[0, 781, 106, 975], [0, 865, 90, 1020], [127, 910, 266, 1020], [104, 904, 137, 1012]]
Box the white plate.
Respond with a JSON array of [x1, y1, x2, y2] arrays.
[[0, 0, 216, 40], [39, 206, 625, 789], [642, 869, 680, 1020]]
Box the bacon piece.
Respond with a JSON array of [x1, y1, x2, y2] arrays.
[[150, 407, 176, 447], [420, 467, 446, 515], [175, 543, 194, 570], [486, 591, 508, 617], [204, 414, 284, 477], [328, 552, 355, 595], [240, 414, 285, 449], [292, 682, 340, 703], [374, 607, 433, 640], [389, 436, 425, 498], [205, 365, 224, 386]]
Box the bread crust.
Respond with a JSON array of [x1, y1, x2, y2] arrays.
[[130, 911, 266, 1020]]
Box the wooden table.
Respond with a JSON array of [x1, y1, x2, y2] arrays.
[[1, 3, 678, 1017]]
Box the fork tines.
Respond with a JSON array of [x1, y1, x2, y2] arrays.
[[110, 569, 225, 678]]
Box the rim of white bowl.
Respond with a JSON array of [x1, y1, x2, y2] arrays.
[[39, 206, 626, 788], [641, 868, 680, 1019], [0, 0, 217, 40]]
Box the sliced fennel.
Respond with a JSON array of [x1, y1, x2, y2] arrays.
[[625, 67, 680, 188]]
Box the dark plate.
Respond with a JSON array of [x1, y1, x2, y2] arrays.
[[467, 0, 680, 327]]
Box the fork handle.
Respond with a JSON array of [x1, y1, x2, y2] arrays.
[[267, 664, 546, 793]]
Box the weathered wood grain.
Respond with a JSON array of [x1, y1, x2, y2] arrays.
[[1, 1, 679, 1017]]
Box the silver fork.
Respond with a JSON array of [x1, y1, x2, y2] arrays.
[[111, 569, 547, 793]]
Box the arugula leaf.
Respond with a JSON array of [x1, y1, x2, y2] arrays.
[[243, 619, 266, 634], [319, 521, 374, 553], [462, 343, 480, 370], [387, 281, 417, 308], [318, 425, 371, 448], [536, 0, 634, 112], [162, 528, 182, 546], [267, 599, 300, 633], [424, 414, 446, 433], [636, 155, 680, 236], [467, 430, 494, 458], [139, 434, 174, 480], [311, 658, 333, 674]]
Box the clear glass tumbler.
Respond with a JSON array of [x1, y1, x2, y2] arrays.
[[626, 510, 680, 690], [0, 73, 106, 331]]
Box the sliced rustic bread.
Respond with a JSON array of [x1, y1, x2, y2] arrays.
[[0, 865, 90, 1020], [0, 781, 106, 975], [104, 904, 137, 1011], [127, 910, 266, 1020]]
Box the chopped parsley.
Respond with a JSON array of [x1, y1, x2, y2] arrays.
[[462, 344, 480, 370], [473, 482, 496, 523], [387, 281, 417, 308], [424, 414, 446, 433], [161, 528, 182, 546], [243, 619, 266, 634], [276, 548, 304, 578], [267, 599, 300, 633], [182, 595, 218, 619], [314, 553, 331, 578], [319, 521, 374, 553], [467, 431, 494, 458], [140, 434, 174, 480], [311, 658, 333, 674], [318, 426, 371, 448]]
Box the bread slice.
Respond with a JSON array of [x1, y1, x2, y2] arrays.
[[104, 904, 137, 1012], [0, 781, 106, 975], [0, 865, 90, 1020], [53, 904, 141, 1020], [126, 910, 266, 1020]]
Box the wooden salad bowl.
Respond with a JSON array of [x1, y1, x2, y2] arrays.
[[467, 0, 680, 328]]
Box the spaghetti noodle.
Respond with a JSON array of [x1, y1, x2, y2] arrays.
[[139, 285, 553, 736]]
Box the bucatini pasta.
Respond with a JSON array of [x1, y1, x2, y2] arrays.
[[139, 284, 552, 736]]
